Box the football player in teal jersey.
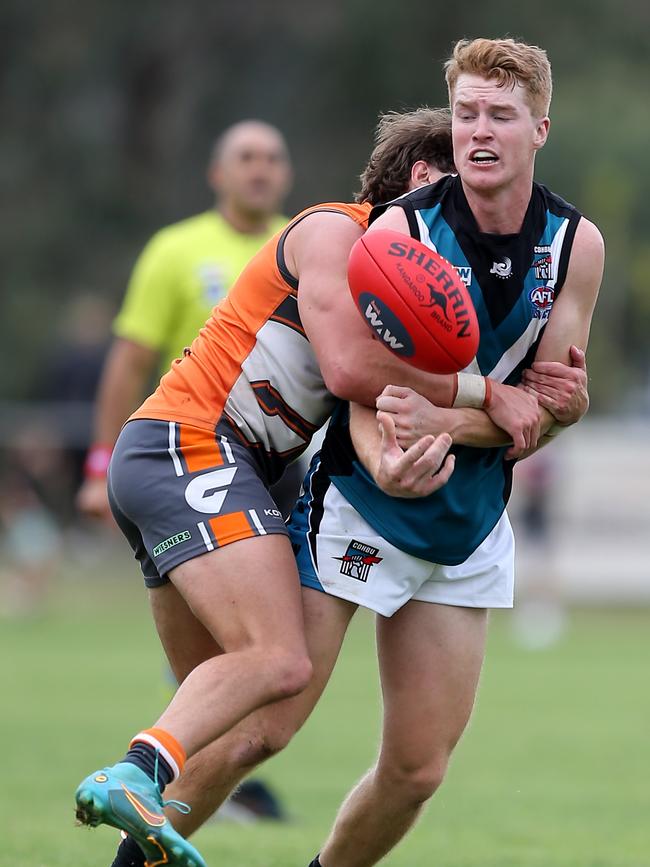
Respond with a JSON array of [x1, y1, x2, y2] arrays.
[[290, 38, 599, 867]]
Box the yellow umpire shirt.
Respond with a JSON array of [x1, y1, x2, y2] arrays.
[[113, 210, 288, 376]]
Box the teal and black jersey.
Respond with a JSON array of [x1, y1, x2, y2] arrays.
[[321, 175, 582, 566]]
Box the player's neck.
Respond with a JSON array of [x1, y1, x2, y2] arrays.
[[461, 177, 533, 235], [216, 202, 270, 235]]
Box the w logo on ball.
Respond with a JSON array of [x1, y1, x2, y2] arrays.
[[359, 293, 415, 357]]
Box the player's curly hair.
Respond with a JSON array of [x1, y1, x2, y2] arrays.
[[356, 107, 454, 205], [445, 38, 552, 118]]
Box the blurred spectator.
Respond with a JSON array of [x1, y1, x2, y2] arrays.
[[0, 430, 63, 616], [0, 294, 113, 615], [77, 119, 295, 521], [40, 294, 114, 519], [511, 449, 568, 649]]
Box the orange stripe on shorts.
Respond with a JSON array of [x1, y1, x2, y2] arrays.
[[209, 510, 256, 546], [179, 424, 223, 473]]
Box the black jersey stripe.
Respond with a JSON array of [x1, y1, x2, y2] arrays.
[[251, 381, 319, 442], [276, 207, 362, 292], [269, 294, 306, 337], [304, 455, 330, 568]]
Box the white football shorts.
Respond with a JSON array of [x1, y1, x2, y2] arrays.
[[288, 478, 514, 617]]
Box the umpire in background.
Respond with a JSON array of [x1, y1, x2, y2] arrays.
[[78, 120, 293, 520]]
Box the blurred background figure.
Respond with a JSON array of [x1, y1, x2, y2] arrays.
[[0, 294, 112, 616], [41, 294, 114, 522], [510, 449, 568, 649], [0, 429, 63, 617], [77, 119, 294, 522]]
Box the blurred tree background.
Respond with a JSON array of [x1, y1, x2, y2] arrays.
[[3, 0, 649, 412]]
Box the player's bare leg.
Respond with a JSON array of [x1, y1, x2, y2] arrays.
[[152, 534, 313, 755], [163, 587, 358, 836], [317, 601, 487, 867], [78, 534, 312, 867]]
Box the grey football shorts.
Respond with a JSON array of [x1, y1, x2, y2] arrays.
[[108, 418, 289, 588]]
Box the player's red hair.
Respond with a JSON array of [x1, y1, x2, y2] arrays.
[[445, 38, 553, 118]]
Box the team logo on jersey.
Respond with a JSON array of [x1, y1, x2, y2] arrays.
[[490, 257, 512, 279], [333, 540, 383, 583], [529, 286, 555, 320], [533, 252, 553, 281], [455, 266, 472, 287], [197, 263, 227, 305]]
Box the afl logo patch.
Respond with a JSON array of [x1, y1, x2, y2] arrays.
[[529, 286, 555, 320]]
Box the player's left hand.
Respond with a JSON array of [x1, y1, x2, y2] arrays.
[[376, 384, 454, 449], [521, 345, 588, 426], [374, 411, 455, 498]]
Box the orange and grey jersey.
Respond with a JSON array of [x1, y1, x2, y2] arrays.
[[131, 201, 371, 482]]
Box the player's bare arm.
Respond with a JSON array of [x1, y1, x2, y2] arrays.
[[76, 338, 158, 518], [367, 204, 542, 453], [523, 217, 603, 425], [349, 402, 454, 497], [93, 338, 160, 444], [523, 344, 588, 425], [290, 211, 458, 408], [375, 366, 583, 455]]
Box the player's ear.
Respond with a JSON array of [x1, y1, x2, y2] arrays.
[[533, 116, 550, 151], [410, 160, 433, 189]]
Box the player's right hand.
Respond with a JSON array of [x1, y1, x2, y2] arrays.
[[521, 345, 589, 425], [485, 381, 540, 459], [76, 477, 114, 523], [373, 411, 455, 498]]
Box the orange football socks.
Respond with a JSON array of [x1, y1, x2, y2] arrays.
[[128, 727, 186, 784]]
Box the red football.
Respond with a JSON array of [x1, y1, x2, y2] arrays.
[[348, 229, 479, 374]]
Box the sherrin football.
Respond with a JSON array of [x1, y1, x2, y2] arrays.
[[348, 229, 479, 374]]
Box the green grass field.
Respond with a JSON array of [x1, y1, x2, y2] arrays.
[[2, 550, 649, 867]]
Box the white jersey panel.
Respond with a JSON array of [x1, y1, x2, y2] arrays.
[[226, 320, 336, 454]]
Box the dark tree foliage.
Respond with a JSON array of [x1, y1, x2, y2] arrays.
[[3, 0, 649, 410]]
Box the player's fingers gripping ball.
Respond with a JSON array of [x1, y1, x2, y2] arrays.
[[348, 229, 479, 373]]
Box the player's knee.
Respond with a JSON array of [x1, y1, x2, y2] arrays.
[[377, 756, 449, 806], [407, 762, 448, 803], [265, 649, 313, 701], [230, 724, 295, 769], [259, 723, 295, 759]]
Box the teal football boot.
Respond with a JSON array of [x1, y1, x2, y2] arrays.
[[75, 761, 206, 867]]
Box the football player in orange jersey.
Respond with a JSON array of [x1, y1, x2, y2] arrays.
[[77, 107, 466, 867], [78, 101, 587, 867]]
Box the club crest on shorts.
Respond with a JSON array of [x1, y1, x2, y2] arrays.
[[333, 540, 382, 583]]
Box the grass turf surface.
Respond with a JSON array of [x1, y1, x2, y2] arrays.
[[2, 551, 648, 867]]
